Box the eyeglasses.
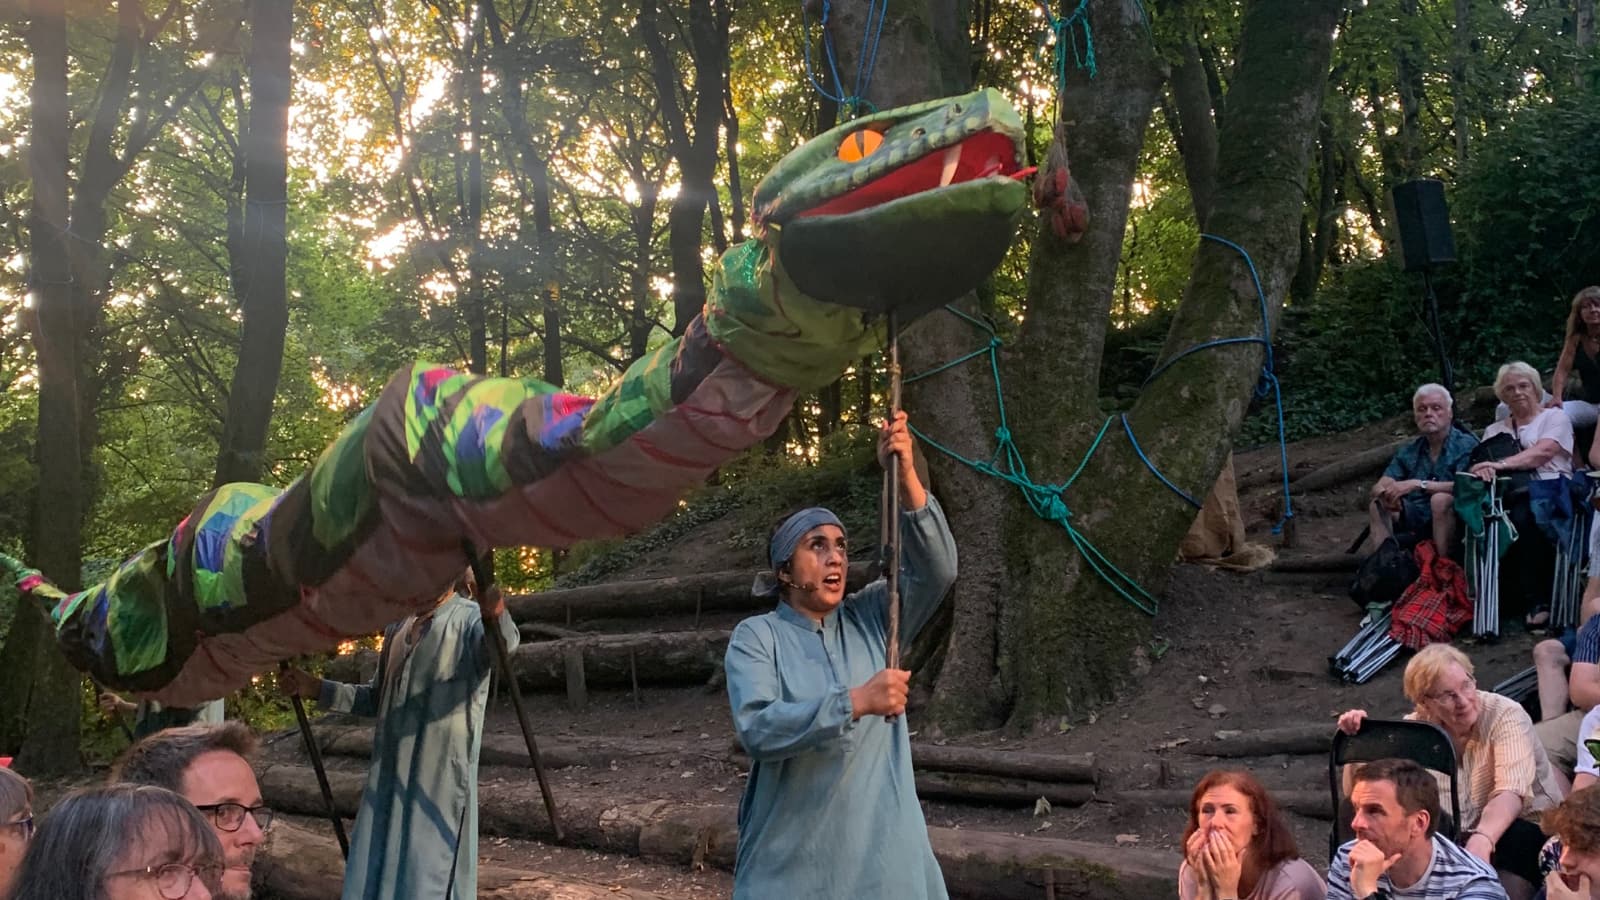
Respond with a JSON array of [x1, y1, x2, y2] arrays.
[[192, 802, 273, 833], [1426, 678, 1477, 706], [105, 861, 223, 899], [1, 813, 32, 840]]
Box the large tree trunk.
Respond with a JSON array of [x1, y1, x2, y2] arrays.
[[481, 2, 565, 387], [1578, 0, 1595, 57], [3, 0, 82, 771], [1392, 0, 1425, 178], [1450, 0, 1472, 164], [638, 0, 730, 336], [1168, 34, 1218, 225], [214, 0, 292, 486], [818, 0, 1007, 735], [996, 0, 1340, 726]]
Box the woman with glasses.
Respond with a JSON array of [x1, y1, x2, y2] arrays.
[[4, 783, 223, 900], [1337, 643, 1562, 899], [0, 766, 31, 897]]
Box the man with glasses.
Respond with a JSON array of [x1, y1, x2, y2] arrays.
[[1338, 645, 1562, 899], [112, 721, 270, 900], [0, 764, 32, 897]]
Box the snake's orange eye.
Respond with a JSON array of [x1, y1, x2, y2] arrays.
[[837, 129, 883, 163]]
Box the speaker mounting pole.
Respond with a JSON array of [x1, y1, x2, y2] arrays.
[[1421, 268, 1454, 392], [1392, 178, 1458, 392]]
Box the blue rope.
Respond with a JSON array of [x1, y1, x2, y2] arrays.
[[801, 0, 888, 118], [901, 235, 1295, 614], [1199, 232, 1294, 533]]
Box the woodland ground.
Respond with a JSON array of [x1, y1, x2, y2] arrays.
[[21, 413, 1547, 897]]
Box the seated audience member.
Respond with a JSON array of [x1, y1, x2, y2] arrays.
[[1537, 783, 1600, 899], [6, 782, 223, 900], [0, 765, 31, 898], [1338, 644, 1562, 898], [1535, 596, 1600, 792], [1328, 758, 1507, 900], [1567, 707, 1600, 793], [1370, 383, 1479, 556], [1471, 361, 1576, 627], [1546, 287, 1600, 431], [113, 722, 269, 900], [1180, 769, 1326, 899]]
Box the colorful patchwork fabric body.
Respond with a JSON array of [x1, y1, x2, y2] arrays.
[[2, 89, 1032, 705]]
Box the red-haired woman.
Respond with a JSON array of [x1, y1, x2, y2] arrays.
[[1181, 770, 1326, 900]]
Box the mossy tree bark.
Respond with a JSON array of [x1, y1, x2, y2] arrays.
[[827, 0, 1340, 729], [1, 0, 83, 771], [994, 0, 1342, 727]]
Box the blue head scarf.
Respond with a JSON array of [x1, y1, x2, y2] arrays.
[[752, 507, 845, 598]]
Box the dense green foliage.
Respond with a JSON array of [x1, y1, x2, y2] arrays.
[[0, 0, 1595, 746]]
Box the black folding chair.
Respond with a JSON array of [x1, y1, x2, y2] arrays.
[[1327, 718, 1460, 858]]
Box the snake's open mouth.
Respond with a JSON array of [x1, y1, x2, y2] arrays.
[[795, 130, 1023, 220]]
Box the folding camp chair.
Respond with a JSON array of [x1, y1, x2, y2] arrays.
[[1549, 473, 1593, 630], [1327, 718, 1460, 859], [1328, 610, 1403, 684], [1457, 475, 1512, 638], [1490, 664, 1539, 708]]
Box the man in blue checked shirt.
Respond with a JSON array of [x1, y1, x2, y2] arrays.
[[724, 411, 957, 900]]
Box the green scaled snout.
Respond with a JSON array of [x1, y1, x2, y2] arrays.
[[750, 88, 1032, 316], [752, 87, 1028, 227]]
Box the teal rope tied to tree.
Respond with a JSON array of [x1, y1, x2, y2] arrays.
[[905, 308, 1160, 616], [801, 0, 887, 119], [1040, 0, 1097, 85], [902, 235, 1295, 615]]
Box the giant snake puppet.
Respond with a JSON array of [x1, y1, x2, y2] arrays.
[[3, 88, 1082, 706]]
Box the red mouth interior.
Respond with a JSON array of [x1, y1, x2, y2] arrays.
[[796, 130, 1020, 219]]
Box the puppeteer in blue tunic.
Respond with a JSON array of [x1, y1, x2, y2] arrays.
[[724, 413, 958, 900], [314, 591, 518, 900]]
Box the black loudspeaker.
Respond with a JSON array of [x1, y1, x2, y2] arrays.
[[1392, 179, 1457, 272]]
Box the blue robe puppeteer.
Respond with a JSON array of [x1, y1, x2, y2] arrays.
[[725, 495, 958, 899], [317, 593, 519, 900]]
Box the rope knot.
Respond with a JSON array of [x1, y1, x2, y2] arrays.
[[994, 426, 1012, 444], [988, 336, 1002, 349], [1043, 494, 1070, 522]]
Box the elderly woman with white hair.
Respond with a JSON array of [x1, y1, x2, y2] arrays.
[[1339, 644, 1564, 899], [1470, 360, 1577, 628]]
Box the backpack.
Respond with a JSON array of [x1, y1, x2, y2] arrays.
[[1349, 536, 1420, 611], [1467, 430, 1536, 495]]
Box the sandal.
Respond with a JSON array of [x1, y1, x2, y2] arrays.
[[1525, 605, 1551, 629]]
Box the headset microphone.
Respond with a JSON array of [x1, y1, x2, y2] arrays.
[[778, 575, 819, 592]]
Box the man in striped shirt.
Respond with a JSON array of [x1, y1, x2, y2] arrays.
[[1328, 759, 1508, 900]]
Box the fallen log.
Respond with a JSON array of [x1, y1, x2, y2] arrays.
[[510, 562, 876, 623], [915, 772, 1094, 808], [256, 818, 677, 899], [929, 828, 1178, 900], [913, 745, 1098, 784], [1112, 788, 1332, 821], [730, 740, 1097, 784], [260, 763, 1177, 899], [1288, 440, 1405, 495], [1179, 723, 1334, 757], [324, 629, 731, 692], [1270, 552, 1359, 574], [310, 723, 698, 772]]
